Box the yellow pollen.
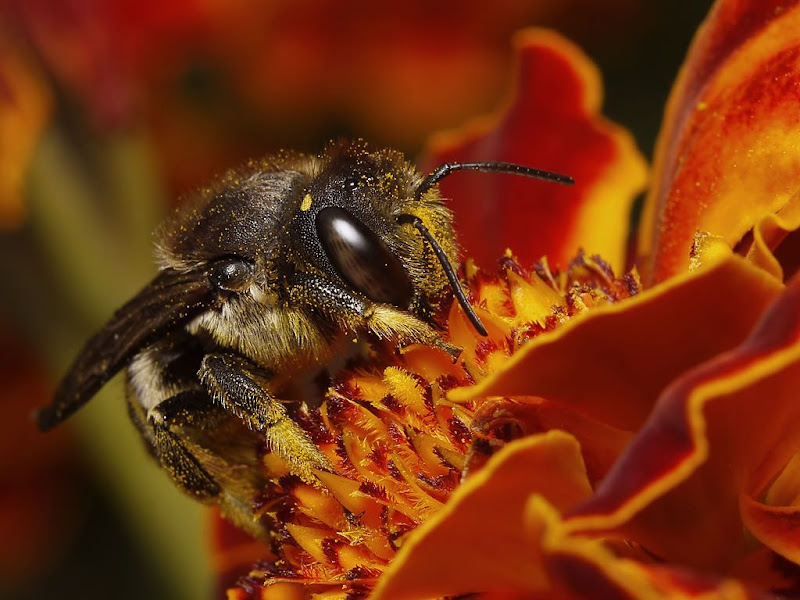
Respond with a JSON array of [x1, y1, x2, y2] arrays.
[[300, 194, 313, 211]]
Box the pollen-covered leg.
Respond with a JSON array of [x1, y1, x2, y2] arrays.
[[198, 353, 333, 485], [127, 391, 222, 501], [365, 304, 461, 359], [290, 272, 460, 359]]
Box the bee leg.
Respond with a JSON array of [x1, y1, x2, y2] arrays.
[[364, 304, 461, 359], [292, 273, 461, 359], [198, 353, 333, 485], [127, 391, 222, 501]]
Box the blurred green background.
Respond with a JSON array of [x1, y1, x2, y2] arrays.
[[0, 1, 712, 598]]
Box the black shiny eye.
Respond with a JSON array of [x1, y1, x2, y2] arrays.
[[209, 258, 254, 291], [316, 207, 414, 307]]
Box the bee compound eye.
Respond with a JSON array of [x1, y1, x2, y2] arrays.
[[315, 207, 414, 307], [208, 258, 254, 291]]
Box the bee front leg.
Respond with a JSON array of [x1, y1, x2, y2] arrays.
[[127, 391, 223, 501], [198, 353, 333, 485], [364, 304, 461, 359], [291, 273, 461, 359]]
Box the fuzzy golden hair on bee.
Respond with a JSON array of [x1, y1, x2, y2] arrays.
[[36, 138, 573, 539]]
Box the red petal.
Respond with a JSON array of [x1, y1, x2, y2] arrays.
[[0, 326, 79, 584], [425, 29, 646, 273], [211, 511, 272, 596]]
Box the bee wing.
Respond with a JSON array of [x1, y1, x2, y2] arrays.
[[37, 268, 215, 431]]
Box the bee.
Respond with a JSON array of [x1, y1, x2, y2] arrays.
[[36, 140, 571, 537]]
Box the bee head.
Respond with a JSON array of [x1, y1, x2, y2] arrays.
[[286, 140, 573, 335], [281, 141, 458, 323]]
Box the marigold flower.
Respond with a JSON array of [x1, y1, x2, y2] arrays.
[[218, 2, 800, 598]]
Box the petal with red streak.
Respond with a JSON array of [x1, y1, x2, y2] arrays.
[[425, 28, 647, 273], [564, 274, 800, 573], [547, 548, 775, 599], [639, 0, 800, 283]]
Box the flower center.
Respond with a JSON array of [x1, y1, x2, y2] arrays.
[[232, 250, 640, 594]]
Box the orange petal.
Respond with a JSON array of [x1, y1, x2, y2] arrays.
[[639, 0, 800, 283], [425, 28, 647, 273], [451, 255, 783, 433], [565, 274, 800, 572], [371, 430, 593, 600]]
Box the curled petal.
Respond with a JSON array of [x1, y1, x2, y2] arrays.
[[451, 255, 783, 432], [565, 274, 800, 572], [376, 489, 778, 600], [740, 495, 800, 568], [691, 192, 800, 283], [425, 28, 647, 273], [741, 193, 800, 281], [535, 492, 775, 600], [371, 431, 593, 600], [639, 0, 800, 283]]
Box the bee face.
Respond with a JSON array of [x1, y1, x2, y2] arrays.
[[37, 139, 572, 539]]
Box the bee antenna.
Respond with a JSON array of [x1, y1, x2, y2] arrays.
[[414, 161, 574, 202], [397, 214, 487, 337]]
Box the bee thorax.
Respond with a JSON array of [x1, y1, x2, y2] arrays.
[[187, 296, 332, 371]]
